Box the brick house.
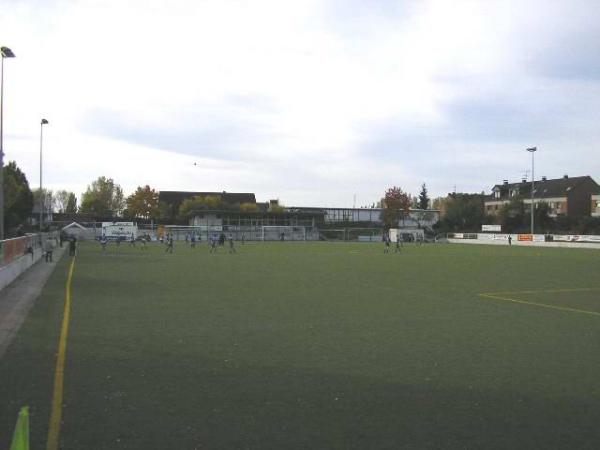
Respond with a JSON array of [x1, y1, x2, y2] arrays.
[[484, 175, 600, 218]]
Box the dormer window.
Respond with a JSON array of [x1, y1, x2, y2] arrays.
[[493, 188, 500, 198]]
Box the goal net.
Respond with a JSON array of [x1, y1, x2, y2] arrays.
[[261, 226, 308, 241]]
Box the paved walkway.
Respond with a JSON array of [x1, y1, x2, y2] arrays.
[[0, 247, 66, 359]]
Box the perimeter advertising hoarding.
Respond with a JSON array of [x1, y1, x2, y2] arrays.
[[518, 234, 533, 241]]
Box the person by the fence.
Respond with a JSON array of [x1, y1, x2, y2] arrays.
[[69, 237, 77, 256], [44, 236, 55, 262]]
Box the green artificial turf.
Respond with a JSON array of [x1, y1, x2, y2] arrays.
[[2, 241, 600, 449]]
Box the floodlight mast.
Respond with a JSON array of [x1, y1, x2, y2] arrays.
[[0, 46, 16, 240], [40, 119, 49, 231], [526, 147, 537, 235]]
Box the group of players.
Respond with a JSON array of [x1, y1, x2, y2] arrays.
[[98, 231, 240, 254], [382, 232, 424, 253], [98, 231, 422, 254]]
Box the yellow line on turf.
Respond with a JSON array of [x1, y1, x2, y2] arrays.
[[478, 293, 600, 317], [46, 256, 76, 450], [483, 287, 600, 296]]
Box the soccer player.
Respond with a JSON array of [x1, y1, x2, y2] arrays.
[[129, 233, 136, 247], [228, 234, 236, 254], [209, 234, 218, 253], [190, 234, 196, 249], [165, 236, 174, 253], [508, 235, 512, 246], [383, 232, 390, 254], [100, 235, 108, 252], [395, 234, 402, 253]]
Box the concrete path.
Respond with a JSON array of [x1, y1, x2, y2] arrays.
[[0, 247, 66, 359]]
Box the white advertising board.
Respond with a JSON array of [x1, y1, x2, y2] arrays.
[[102, 222, 137, 239], [482, 224, 501, 232]]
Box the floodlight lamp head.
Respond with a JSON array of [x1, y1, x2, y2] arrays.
[[526, 147, 537, 152], [1, 47, 15, 58], [41, 119, 49, 125]]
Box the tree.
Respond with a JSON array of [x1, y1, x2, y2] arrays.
[[125, 185, 160, 219], [436, 193, 486, 232], [380, 186, 411, 230], [534, 201, 553, 232], [178, 195, 222, 219], [418, 183, 430, 210], [240, 202, 259, 212], [55, 189, 76, 213], [498, 197, 526, 232], [79, 176, 125, 216], [3, 161, 33, 235], [65, 193, 77, 214]]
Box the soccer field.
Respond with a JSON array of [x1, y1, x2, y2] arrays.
[[1, 241, 600, 449]]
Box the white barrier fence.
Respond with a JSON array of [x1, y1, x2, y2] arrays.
[[448, 232, 600, 249], [0, 232, 58, 291]]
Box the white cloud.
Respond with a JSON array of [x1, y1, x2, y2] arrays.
[[1, 0, 599, 207]]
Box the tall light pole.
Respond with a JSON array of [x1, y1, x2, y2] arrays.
[[39, 119, 49, 231], [0, 46, 16, 240], [526, 147, 537, 235]]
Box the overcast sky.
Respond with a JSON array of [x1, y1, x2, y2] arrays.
[[2, 0, 599, 207]]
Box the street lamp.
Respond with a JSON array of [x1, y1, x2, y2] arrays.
[[0, 46, 16, 240], [526, 147, 537, 235], [39, 119, 49, 231]]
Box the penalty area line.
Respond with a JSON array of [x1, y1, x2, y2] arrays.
[[483, 287, 600, 296], [478, 292, 600, 318], [46, 256, 76, 450]]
